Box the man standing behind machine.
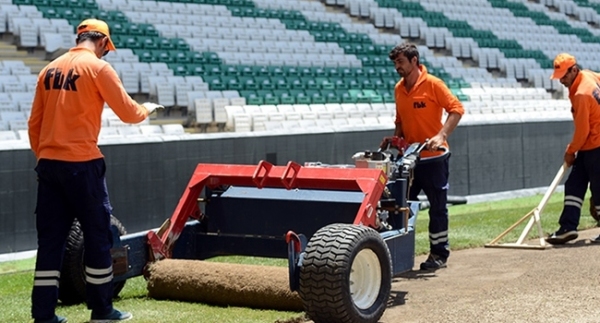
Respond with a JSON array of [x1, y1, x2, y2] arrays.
[[380, 43, 464, 270]]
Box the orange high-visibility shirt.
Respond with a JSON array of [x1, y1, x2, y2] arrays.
[[28, 47, 149, 161], [394, 65, 464, 158], [566, 70, 600, 154]]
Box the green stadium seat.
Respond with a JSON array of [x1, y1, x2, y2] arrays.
[[224, 77, 243, 91], [153, 51, 174, 64], [298, 67, 313, 77], [49, 0, 67, 7], [185, 64, 202, 75], [263, 96, 280, 105], [223, 66, 239, 76], [340, 67, 355, 77], [205, 76, 226, 91], [341, 92, 357, 103], [240, 76, 258, 90], [382, 91, 394, 103], [135, 50, 155, 63], [331, 77, 346, 90], [253, 66, 270, 77], [110, 35, 125, 48], [189, 52, 207, 65], [170, 64, 189, 76], [239, 66, 254, 76], [205, 64, 222, 75], [287, 78, 301, 90], [268, 66, 285, 76], [123, 36, 141, 49], [273, 77, 289, 90], [283, 66, 300, 76], [170, 38, 190, 51], [385, 78, 398, 90], [158, 38, 175, 50], [173, 52, 191, 64], [57, 8, 78, 19], [39, 7, 61, 19], [324, 67, 339, 78], [319, 79, 335, 90], [140, 36, 158, 50], [247, 96, 264, 105], [345, 79, 360, 89], [204, 52, 222, 65], [277, 92, 296, 105], [257, 76, 275, 90], [32, 0, 51, 6]]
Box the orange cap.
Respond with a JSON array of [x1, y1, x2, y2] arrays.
[[550, 53, 576, 79], [76, 18, 116, 51]]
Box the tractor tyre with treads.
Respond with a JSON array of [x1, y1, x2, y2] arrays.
[[298, 223, 392, 323], [58, 215, 127, 305]]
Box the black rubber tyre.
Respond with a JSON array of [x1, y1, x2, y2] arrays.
[[298, 223, 392, 323], [58, 215, 127, 305]]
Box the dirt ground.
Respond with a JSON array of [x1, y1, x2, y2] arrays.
[[299, 227, 600, 323], [380, 227, 600, 323]]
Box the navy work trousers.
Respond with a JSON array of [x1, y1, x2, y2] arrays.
[[409, 157, 450, 259], [32, 158, 114, 320], [559, 147, 600, 231]]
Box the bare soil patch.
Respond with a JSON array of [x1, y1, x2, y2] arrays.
[[381, 227, 600, 323]]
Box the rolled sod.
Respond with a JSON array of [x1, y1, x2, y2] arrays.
[[146, 259, 303, 311]]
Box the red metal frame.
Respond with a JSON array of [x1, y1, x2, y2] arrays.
[[147, 160, 387, 262]]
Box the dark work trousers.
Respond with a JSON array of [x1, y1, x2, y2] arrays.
[[408, 156, 450, 259], [32, 158, 114, 320], [559, 147, 600, 231]]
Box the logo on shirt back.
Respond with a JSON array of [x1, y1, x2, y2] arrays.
[[413, 101, 426, 109], [43, 68, 80, 91]]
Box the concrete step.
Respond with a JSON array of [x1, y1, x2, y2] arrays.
[[0, 34, 50, 75]]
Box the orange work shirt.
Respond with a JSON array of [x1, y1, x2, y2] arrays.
[[565, 70, 600, 154], [28, 47, 149, 162], [394, 65, 464, 158]]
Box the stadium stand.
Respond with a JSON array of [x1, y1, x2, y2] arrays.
[[0, 0, 582, 138]]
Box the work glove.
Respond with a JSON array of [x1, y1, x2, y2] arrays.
[[142, 102, 165, 115]]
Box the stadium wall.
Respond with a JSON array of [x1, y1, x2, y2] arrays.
[[0, 120, 573, 253]]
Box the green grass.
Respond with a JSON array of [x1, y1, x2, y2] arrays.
[[0, 257, 36, 274], [0, 272, 302, 323], [1, 192, 598, 322]]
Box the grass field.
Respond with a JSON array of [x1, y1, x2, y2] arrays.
[[1, 192, 597, 323]]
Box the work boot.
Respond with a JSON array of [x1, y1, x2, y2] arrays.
[[419, 253, 447, 271], [545, 229, 578, 245], [90, 308, 132, 322], [34, 315, 67, 323]]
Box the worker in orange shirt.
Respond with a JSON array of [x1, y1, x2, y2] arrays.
[[380, 43, 464, 271], [545, 53, 600, 245], [28, 19, 163, 323]]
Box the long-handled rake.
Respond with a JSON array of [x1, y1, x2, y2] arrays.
[[485, 163, 567, 249]]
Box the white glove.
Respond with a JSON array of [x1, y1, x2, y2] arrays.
[[142, 102, 164, 115]]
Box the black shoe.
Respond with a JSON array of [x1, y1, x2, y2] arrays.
[[90, 308, 132, 322], [420, 254, 447, 271], [545, 229, 578, 245], [34, 315, 67, 323]]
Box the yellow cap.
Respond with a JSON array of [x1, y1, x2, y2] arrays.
[[77, 18, 116, 51], [550, 53, 576, 79]]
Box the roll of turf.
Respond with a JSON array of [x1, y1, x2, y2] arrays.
[[146, 259, 303, 311]]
